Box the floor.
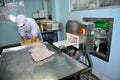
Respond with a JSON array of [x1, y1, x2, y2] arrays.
[[90, 74, 100, 80], [81, 74, 100, 80]]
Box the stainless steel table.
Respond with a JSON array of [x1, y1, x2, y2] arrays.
[[0, 42, 87, 80]]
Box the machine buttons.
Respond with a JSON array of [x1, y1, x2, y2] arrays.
[[80, 28, 86, 34]]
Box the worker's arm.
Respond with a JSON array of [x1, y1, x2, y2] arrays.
[[18, 27, 27, 44], [30, 19, 39, 42]]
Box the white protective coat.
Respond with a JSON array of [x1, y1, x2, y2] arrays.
[[16, 15, 43, 40]]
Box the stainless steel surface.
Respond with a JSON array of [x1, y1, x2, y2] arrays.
[[66, 20, 94, 52], [0, 42, 87, 80]]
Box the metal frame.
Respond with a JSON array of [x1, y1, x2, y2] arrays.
[[64, 20, 94, 80], [70, 0, 120, 11]]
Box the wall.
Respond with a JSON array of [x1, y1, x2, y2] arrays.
[[0, 22, 20, 46], [0, 0, 43, 47], [55, 0, 120, 80], [46, 0, 57, 20], [47, 0, 52, 16], [24, 0, 43, 17]]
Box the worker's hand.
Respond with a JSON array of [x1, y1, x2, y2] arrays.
[[31, 37, 37, 42], [21, 36, 27, 44], [24, 40, 27, 44], [22, 36, 27, 41]]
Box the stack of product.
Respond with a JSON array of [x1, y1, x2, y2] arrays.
[[39, 20, 62, 31], [29, 42, 54, 62]]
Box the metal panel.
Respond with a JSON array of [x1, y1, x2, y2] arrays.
[[83, 17, 114, 62], [66, 20, 94, 53], [0, 42, 87, 80]]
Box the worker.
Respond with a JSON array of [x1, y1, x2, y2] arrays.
[[16, 14, 43, 44]]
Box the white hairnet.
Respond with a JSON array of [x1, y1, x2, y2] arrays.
[[16, 14, 26, 26]]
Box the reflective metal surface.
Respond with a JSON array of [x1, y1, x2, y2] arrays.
[[0, 42, 86, 80]]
